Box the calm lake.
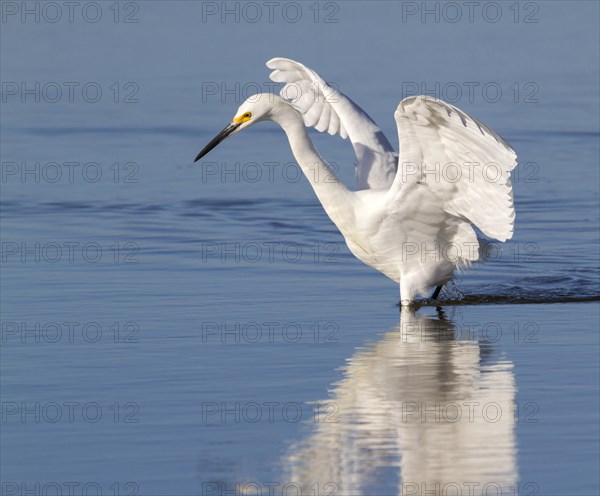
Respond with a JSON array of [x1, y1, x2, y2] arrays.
[[1, 1, 599, 495]]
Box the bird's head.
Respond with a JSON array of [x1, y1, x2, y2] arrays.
[[194, 93, 284, 162]]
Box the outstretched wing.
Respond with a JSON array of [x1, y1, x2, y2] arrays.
[[267, 57, 397, 190], [390, 97, 517, 242]]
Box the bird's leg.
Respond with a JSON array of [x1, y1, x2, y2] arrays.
[[399, 277, 419, 309], [431, 285, 443, 300], [399, 301, 416, 311]]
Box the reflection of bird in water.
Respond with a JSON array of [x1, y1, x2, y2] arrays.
[[284, 309, 517, 495]]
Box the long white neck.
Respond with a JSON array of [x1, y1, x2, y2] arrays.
[[270, 103, 355, 231]]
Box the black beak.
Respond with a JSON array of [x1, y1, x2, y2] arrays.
[[194, 122, 242, 162]]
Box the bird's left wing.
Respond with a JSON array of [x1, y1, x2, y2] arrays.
[[390, 97, 518, 242], [267, 57, 397, 190]]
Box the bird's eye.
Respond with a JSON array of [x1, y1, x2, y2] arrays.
[[243, 112, 252, 119]]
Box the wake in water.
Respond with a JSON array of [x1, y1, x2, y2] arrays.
[[405, 280, 600, 307]]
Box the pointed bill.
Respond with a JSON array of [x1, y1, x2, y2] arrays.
[[194, 122, 241, 162]]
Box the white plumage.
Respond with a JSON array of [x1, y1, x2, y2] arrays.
[[392, 97, 517, 242], [194, 58, 518, 305], [267, 57, 398, 190]]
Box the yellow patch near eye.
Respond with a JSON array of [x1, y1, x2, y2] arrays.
[[233, 113, 251, 124]]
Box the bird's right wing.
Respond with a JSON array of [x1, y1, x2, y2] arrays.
[[390, 97, 518, 242], [267, 57, 398, 190]]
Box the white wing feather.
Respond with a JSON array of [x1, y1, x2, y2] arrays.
[[391, 97, 517, 242], [267, 57, 398, 190]]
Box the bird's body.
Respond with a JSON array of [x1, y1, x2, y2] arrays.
[[195, 58, 517, 305]]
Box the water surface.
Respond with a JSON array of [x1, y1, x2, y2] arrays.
[[1, 2, 599, 495]]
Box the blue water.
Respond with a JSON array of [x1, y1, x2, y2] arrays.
[[1, 1, 599, 495]]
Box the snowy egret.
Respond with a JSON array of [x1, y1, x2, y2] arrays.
[[194, 58, 517, 305]]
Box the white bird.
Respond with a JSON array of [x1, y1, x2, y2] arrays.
[[194, 58, 517, 306]]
